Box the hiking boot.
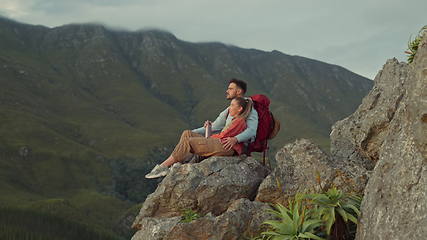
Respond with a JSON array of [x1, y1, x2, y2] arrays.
[[145, 164, 169, 179]]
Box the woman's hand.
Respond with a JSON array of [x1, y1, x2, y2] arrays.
[[222, 137, 238, 150], [204, 120, 212, 128]]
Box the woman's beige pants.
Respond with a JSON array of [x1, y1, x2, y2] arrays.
[[171, 130, 234, 162]]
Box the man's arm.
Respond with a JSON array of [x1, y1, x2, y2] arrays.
[[192, 107, 228, 134], [235, 108, 258, 143]]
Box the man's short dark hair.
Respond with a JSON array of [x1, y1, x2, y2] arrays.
[[229, 78, 247, 94]]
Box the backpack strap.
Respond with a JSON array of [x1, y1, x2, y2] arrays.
[[262, 139, 269, 166]]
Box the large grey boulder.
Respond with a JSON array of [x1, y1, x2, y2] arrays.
[[256, 139, 367, 203], [355, 32, 427, 240], [132, 156, 269, 230], [163, 198, 272, 240]]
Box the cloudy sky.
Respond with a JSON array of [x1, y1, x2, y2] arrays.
[[1, 0, 426, 79]]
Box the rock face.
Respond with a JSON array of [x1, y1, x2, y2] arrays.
[[330, 59, 408, 171], [132, 217, 181, 240], [131, 140, 369, 240], [354, 33, 427, 239], [163, 199, 271, 240], [132, 199, 271, 240], [131, 156, 271, 239], [256, 139, 367, 204]]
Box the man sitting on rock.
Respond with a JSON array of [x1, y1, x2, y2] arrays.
[[145, 79, 259, 179]]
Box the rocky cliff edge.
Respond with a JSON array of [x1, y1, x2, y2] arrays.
[[131, 32, 426, 240]]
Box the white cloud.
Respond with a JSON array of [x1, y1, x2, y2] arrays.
[[0, 0, 33, 18]]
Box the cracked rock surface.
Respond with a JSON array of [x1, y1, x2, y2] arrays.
[[256, 139, 367, 204], [354, 32, 427, 239], [330, 59, 408, 172], [131, 156, 270, 239]]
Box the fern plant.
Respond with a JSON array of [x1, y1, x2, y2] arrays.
[[180, 209, 201, 223], [305, 188, 361, 239], [261, 196, 326, 240], [405, 25, 427, 63]]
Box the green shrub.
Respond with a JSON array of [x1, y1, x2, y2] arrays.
[[405, 25, 427, 63], [305, 187, 361, 239], [260, 196, 325, 240], [256, 189, 362, 240]]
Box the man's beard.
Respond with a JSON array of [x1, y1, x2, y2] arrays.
[[226, 94, 235, 100]]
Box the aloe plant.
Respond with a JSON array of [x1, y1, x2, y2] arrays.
[[405, 25, 427, 63], [261, 197, 326, 240], [305, 188, 361, 239]]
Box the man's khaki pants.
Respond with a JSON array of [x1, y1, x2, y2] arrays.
[[171, 130, 234, 162]]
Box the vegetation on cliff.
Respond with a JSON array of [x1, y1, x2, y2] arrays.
[[257, 188, 362, 240], [405, 25, 427, 63]]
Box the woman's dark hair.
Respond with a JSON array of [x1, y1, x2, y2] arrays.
[[229, 78, 247, 94], [233, 97, 252, 119]]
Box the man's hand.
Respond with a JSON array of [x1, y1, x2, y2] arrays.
[[222, 137, 238, 150]]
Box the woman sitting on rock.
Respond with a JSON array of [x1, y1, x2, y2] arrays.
[[145, 97, 252, 179]]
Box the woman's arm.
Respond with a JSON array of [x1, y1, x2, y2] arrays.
[[211, 118, 247, 139], [192, 107, 228, 134]]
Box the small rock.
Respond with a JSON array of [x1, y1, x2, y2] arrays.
[[131, 217, 181, 240], [18, 146, 30, 158]]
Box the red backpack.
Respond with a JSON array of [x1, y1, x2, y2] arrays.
[[247, 94, 280, 163]]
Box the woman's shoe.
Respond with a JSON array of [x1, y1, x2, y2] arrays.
[[145, 164, 169, 179]]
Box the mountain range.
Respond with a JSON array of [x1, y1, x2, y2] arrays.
[[0, 17, 373, 239]]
